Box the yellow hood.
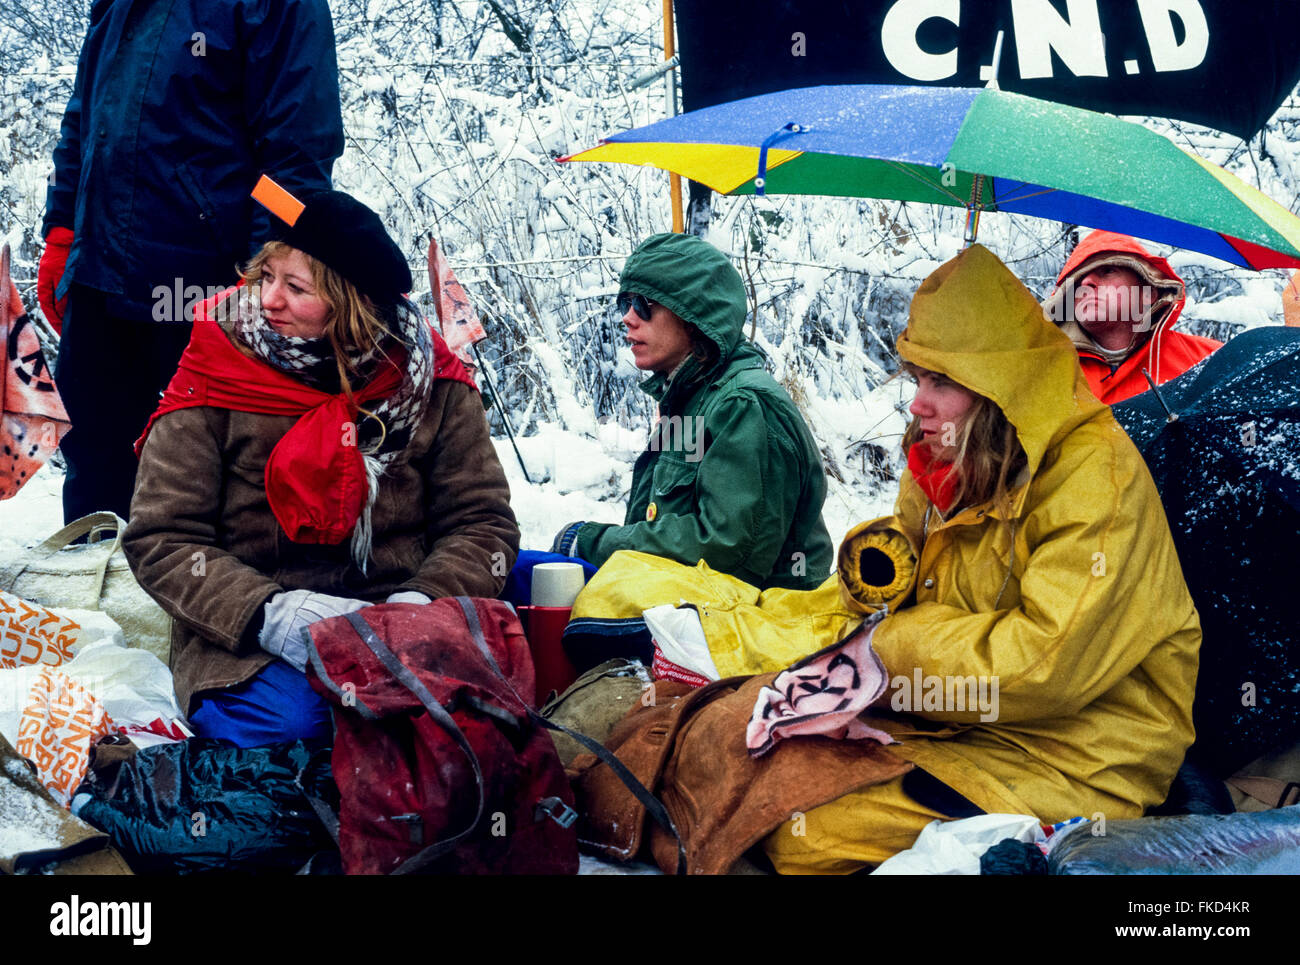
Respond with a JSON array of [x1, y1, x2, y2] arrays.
[[896, 245, 1105, 477]]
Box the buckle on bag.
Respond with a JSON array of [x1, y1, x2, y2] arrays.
[[390, 813, 424, 846], [534, 796, 578, 829]]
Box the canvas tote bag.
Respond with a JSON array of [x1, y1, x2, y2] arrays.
[[0, 512, 172, 666]]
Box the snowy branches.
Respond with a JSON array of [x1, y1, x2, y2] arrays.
[[2, 0, 1296, 507]]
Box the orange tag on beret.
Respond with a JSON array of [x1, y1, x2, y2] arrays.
[[251, 174, 305, 227]]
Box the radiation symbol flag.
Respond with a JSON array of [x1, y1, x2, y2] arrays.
[[1, 244, 71, 499], [427, 237, 487, 365]]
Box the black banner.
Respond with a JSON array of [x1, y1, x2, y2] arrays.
[[674, 0, 1300, 140]]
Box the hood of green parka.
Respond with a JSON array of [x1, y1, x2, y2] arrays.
[[619, 233, 748, 363], [897, 245, 1107, 478]]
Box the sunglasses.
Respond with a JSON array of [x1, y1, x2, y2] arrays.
[[616, 292, 657, 321]]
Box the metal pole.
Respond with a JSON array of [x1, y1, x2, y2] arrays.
[[663, 0, 684, 232], [961, 31, 1005, 249], [986, 30, 1005, 90], [473, 342, 532, 483], [1142, 369, 1180, 423], [963, 174, 985, 247]]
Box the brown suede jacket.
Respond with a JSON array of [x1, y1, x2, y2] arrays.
[[124, 379, 519, 715]]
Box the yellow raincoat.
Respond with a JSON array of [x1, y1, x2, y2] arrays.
[[769, 245, 1201, 871], [568, 515, 916, 675]]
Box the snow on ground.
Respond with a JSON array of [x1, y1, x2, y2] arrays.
[[0, 461, 66, 554], [493, 424, 631, 551]]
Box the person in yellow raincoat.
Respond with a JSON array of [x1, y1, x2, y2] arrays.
[[762, 244, 1201, 874]]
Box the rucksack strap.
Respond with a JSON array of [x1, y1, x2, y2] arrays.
[[342, 610, 488, 875], [1226, 775, 1300, 810], [294, 762, 341, 847], [453, 596, 688, 875]]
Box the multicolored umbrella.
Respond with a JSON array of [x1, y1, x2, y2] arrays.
[[563, 84, 1300, 270]]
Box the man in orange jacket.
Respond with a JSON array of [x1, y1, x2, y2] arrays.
[[1043, 230, 1222, 405]]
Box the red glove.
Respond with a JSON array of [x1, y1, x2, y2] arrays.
[[37, 226, 74, 334]]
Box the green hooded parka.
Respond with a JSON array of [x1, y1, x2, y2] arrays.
[[574, 234, 833, 590]]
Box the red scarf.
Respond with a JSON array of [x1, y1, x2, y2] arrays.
[[907, 442, 958, 514], [135, 287, 476, 545]]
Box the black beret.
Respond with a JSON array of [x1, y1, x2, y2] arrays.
[[278, 191, 412, 306]]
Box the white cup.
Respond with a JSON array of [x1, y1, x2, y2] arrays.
[[531, 562, 587, 608]]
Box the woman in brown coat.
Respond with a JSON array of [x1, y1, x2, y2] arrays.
[[124, 192, 519, 746]]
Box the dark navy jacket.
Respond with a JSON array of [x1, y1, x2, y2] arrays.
[[44, 0, 344, 309]]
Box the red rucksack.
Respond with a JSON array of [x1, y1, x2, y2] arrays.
[[304, 596, 579, 874]]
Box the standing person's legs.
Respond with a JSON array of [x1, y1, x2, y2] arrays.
[[55, 286, 191, 522]]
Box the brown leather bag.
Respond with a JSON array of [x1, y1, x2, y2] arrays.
[[571, 676, 912, 875], [1226, 739, 1300, 812]]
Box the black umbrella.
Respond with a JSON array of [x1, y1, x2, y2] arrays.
[[1114, 327, 1300, 778]]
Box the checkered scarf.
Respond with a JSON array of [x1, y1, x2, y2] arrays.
[[232, 284, 435, 569]]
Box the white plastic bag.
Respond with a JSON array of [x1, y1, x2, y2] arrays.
[[643, 604, 720, 682], [7, 668, 116, 806], [54, 638, 190, 747], [0, 603, 127, 746], [1, 605, 189, 805], [871, 813, 1044, 875]]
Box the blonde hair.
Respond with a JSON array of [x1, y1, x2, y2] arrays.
[[900, 363, 1028, 513], [241, 241, 392, 401]]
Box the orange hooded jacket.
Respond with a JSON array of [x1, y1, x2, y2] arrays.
[[1045, 231, 1221, 404]]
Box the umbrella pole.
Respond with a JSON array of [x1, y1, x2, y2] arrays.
[[961, 31, 1004, 249], [663, 0, 684, 232], [963, 174, 986, 247]]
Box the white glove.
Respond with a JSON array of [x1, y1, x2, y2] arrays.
[[385, 590, 433, 605], [259, 590, 372, 672]]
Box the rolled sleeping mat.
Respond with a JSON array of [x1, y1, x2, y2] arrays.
[[837, 516, 918, 613]]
